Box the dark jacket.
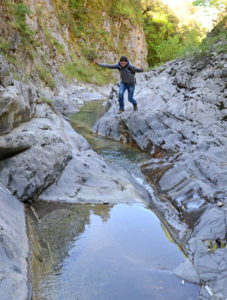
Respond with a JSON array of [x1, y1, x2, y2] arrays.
[[98, 61, 143, 84]]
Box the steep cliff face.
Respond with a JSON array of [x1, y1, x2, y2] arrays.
[[0, 0, 147, 86]]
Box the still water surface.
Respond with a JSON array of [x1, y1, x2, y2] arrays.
[[29, 101, 199, 300]]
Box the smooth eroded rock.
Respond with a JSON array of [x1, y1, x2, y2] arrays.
[[0, 183, 29, 300], [39, 119, 150, 204], [93, 54, 227, 296], [0, 105, 72, 201]]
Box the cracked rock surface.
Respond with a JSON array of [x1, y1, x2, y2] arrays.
[[93, 54, 227, 298], [38, 116, 150, 204]]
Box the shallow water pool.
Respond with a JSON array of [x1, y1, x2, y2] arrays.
[[28, 100, 199, 299]]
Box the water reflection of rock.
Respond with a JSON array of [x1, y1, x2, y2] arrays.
[[29, 202, 112, 266]]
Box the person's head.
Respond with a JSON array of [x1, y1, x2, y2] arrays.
[[119, 56, 128, 67]]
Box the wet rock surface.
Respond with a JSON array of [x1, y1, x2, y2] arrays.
[[93, 54, 227, 298], [38, 115, 150, 204], [0, 54, 146, 297], [0, 183, 29, 300]]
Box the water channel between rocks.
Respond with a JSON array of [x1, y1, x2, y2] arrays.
[[27, 100, 200, 300]]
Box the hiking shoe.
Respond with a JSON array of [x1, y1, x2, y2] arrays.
[[117, 109, 124, 114], [133, 104, 138, 111]]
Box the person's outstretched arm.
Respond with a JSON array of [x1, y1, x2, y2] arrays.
[[130, 64, 144, 72], [94, 60, 119, 69]]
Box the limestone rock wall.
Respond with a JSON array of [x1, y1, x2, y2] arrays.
[[0, 0, 147, 84], [100, 15, 147, 67], [0, 56, 36, 136]]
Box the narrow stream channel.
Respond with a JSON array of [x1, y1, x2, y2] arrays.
[[27, 100, 199, 300]]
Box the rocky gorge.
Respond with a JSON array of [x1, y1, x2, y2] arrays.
[[0, 52, 153, 299], [1, 45, 226, 298], [0, 1, 227, 298], [94, 50, 227, 298]]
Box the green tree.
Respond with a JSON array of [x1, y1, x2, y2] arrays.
[[142, 0, 180, 65], [193, 0, 226, 10], [143, 0, 207, 66]]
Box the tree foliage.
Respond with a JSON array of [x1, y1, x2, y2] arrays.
[[142, 0, 207, 66], [193, 0, 227, 10]]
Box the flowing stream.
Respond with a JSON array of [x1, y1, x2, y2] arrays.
[[27, 100, 199, 300]]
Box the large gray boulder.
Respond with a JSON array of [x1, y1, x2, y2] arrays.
[[0, 103, 72, 201], [0, 183, 29, 300], [175, 205, 227, 299], [0, 82, 36, 135]]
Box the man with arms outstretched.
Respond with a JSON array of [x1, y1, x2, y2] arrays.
[[94, 56, 144, 114]]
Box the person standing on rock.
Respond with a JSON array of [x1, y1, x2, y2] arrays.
[[94, 56, 144, 114]]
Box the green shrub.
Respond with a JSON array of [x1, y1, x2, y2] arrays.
[[40, 97, 52, 106], [143, 0, 211, 67], [179, 29, 202, 56], [191, 22, 227, 60], [14, 3, 34, 45], [36, 65, 56, 89], [0, 40, 13, 54], [155, 35, 182, 62], [82, 48, 97, 62], [61, 56, 115, 85], [108, 0, 143, 23], [154, 28, 203, 63]]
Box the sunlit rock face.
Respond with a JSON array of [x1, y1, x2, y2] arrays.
[[0, 110, 72, 201], [0, 0, 147, 79], [38, 116, 150, 205], [0, 56, 36, 136], [93, 53, 227, 298], [94, 54, 227, 206], [0, 95, 148, 204], [0, 51, 146, 204]]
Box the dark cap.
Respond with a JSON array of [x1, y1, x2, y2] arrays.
[[120, 56, 128, 62]]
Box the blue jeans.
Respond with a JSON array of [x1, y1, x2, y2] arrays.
[[118, 82, 137, 110]]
